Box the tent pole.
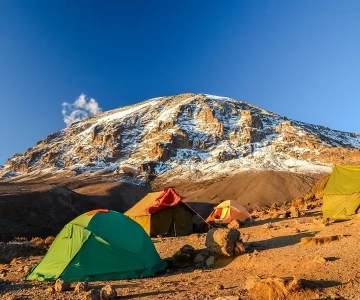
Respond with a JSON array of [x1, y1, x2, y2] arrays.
[[182, 202, 213, 229]]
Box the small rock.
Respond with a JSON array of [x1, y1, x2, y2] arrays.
[[0, 269, 8, 278], [194, 253, 205, 263], [23, 266, 30, 273], [313, 256, 327, 264], [227, 219, 241, 229], [54, 278, 71, 292], [289, 206, 300, 218], [101, 284, 117, 300], [215, 284, 224, 290], [171, 244, 197, 266], [206, 256, 215, 268], [17, 266, 24, 272], [245, 275, 261, 290], [263, 223, 273, 229], [312, 218, 329, 227], [82, 289, 100, 300], [193, 269, 203, 273], [75, 282, 89, 293], [45, 286, 54, 294]]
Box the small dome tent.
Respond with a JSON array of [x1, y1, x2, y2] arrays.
[[26, 209, 166, 282], [206, 200, 251, 223]]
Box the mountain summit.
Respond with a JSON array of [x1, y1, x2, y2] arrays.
[[2, 93, 360, 181]]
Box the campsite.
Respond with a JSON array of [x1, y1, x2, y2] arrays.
[[2, 2, 360, 299], [1, 166, 360, 299]]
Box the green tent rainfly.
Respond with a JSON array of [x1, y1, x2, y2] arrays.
[[26, 209, 167, 282], [323, 165, 360, 220]]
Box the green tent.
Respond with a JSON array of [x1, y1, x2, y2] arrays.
[[323, 165, 360, 220], [26, 209, 166, 282]]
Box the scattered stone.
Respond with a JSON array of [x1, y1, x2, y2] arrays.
[[295, 228, 301, 233], [82, 289, 100, 300], [312, 217, 330, 227], [246, 276, 304, 300], [54, 278, 71, 292], [312, 256, 327, 264], [291, 197, 305, 208], [205, 228, 240, 256], [75, 281, 89, 293], [263, 223, 273, 229], [301, 235, 343, 246], [23, 266, 30, 273], [270, 202, 279, 210], [205, 256, 215, 268], [194, 253, 205, 263], [215, 283, 225, 290], [245, 275, 262, 290], [304, 193, 316, 202], [45, 286, 54, 294], [289, 206, 300, 218], [0, 269, 8, 278], [171, 244, 197, 266], [227, 219, 241, 229], [188, 233, 201, 241], [101, 284, 117, 300]]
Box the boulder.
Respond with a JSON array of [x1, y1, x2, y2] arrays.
[[227, 219, 241, 229], [82, 289, 100, 300], [54, 278, 71, 292], [101, 284, 117, 300], [75, 282, 89, 293], [205, 228, 240, 256]]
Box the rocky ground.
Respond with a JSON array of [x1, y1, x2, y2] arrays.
[[1, 204, 360, 300]]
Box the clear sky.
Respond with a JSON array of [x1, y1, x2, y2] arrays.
[[1, 0, 360, 164]]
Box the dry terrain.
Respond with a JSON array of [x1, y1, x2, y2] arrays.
[[1, 207, 360, 300]]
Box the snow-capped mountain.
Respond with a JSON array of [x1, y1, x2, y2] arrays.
[[2, 93, 360, 181]]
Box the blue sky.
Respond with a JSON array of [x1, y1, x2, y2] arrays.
[[1, 1, 360, 164]]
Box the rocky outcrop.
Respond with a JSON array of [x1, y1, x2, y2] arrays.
[[2, 93, 360, 179]]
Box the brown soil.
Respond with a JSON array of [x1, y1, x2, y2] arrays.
[[0, 171, 321, 240], [1, 207, 360, 299], [153, 171, 318, 215]]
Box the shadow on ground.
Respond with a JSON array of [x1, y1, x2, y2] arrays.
[[250, 232, 319, 250]]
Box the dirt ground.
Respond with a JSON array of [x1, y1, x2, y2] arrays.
[[1, 207, 360, 300]]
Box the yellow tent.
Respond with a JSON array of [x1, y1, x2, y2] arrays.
[[323, 165, 360, 220], [125, 188, 195, 237]]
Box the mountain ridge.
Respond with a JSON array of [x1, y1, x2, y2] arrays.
[[2, 93, 360, 182]]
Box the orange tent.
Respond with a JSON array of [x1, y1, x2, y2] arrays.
[[206, 200, 251, 223]]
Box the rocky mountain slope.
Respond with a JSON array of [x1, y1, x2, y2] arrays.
[[2, 93, 360, 182]]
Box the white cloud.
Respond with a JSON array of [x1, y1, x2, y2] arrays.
[[62, 94, 102, 126]]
